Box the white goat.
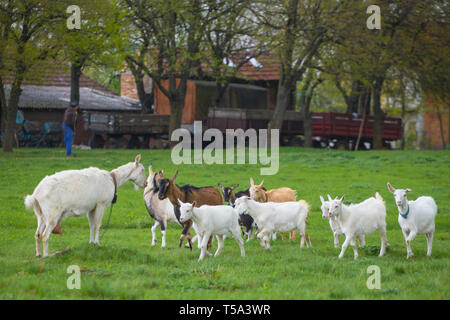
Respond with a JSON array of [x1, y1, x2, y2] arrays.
[[387, 183, 438, 259], [144, 165, 180, 247], [25, 154, 147, 257], [327, 193, 388, 259], [178, 200, 245, 261], [234, 196, 311, 249], [320, 195, 365, 248]]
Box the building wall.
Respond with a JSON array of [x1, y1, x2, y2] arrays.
[[154, 79, 197, 124], [121, 73, 139, 100], [423, 95, 449, 149], [120, 73, 278, 114]]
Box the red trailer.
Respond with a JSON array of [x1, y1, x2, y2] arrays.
[[207, 108, 402, 149]]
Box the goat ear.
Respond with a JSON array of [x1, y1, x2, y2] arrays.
[[148, 164, 153, 175], [250, 177, 255, 186], [135, 154, 141, 165], [320, 196, 324, 204], [177, 199, 183, 206], [405, 188, 412, 193], [327, 194, 332, 201], [192, 201, 197, 207], [171, 170, 178, 182], [233, 184, 239, 190], [218, 183, 223, 189], [258, 179, 264, 187], [340, 195, 345, 203], [387, 182, 395, 193]]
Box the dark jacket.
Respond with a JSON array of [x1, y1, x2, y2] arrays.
[[63, 107, 77, 130]]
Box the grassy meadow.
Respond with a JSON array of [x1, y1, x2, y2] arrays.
[[0, 147, 448, 299]]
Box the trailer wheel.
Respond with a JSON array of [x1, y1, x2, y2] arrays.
[[89, 134, 105, 149]]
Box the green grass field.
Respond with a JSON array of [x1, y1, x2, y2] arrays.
[[0, 148, 448, 299]]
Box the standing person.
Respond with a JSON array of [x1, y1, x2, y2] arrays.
[[62, 100, 79, 157]]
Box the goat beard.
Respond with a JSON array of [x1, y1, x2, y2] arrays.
[[134, 184, 140, 192]]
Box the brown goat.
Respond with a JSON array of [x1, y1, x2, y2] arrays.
[[158, 171, 223, 250], [249, 177, 298, 240]]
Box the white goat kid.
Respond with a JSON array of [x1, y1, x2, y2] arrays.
[[25, 155, 147, 257], [144, 165, 179, 247], [320, 195, 365, 248], [387, 183, 438, 259], [327, 193, 388, 259], [234, 196, 311, 250], [178, 200, 245, 261]]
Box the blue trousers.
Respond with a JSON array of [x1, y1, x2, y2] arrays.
[[62, 124, 74, 155]]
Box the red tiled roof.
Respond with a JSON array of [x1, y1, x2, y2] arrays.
[[234, 53, 281, 81], [122, 50, 281, 82]]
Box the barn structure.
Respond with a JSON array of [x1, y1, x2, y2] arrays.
[[3, 63, 140, 146], [120, 53, 283, 124]]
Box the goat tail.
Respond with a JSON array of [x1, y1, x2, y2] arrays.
[[298, 200, 310, 224], [24, 195, 43, 217], [375, 192, 385, 205], [24, 195, 35, 211]]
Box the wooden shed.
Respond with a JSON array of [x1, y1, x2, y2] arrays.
[[153, 80, 268, 124]]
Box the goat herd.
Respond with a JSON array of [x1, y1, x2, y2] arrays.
[[25, 155, 438, 262]]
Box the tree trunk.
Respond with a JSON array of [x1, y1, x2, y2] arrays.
[[400, 85, 406, 150], [372, 77, 385, 150], [346, 80, 362, 113], [303, 78, 323, 148], [3, 74, 24, 152], [215, 82, 229, 108], [358, 87, 371, 115], [269, 76, 294, 131], [168, 77, 187, 145], [299, 73, 313, 147], [435, 103, 447, 149], [268, 0, 298, 138], [0, 76, 7, 132], [303, 97, 313, 148], [70, 60, 83, 105], [136, 76, 154, 114], [169, 95, 185, 144]]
